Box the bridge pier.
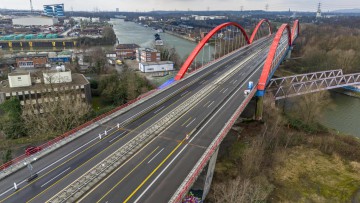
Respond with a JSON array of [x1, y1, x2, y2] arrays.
[[191, 148, 219, 201], [255, 96, 264, 120], [287, 46, 293, 59]]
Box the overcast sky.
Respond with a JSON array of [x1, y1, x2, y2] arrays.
[[1, 0, 360, 12]]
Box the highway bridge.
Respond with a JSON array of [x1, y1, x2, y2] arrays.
[[0, 19, 300, 202]]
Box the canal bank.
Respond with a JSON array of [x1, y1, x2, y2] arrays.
[[110, 19, 214, 61], [165, 30, 197, 42]]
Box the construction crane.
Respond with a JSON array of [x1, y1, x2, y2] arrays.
[[30, 0, 34, 13]]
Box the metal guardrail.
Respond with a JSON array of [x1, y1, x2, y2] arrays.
[[47, 53, 248, 202], [170, 86, 258, 203], [0, 34, 258, 182], [272, 72, 360, 100]]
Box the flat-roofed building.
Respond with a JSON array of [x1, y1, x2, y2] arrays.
[[136, 48, 161, 62], [12, 16, 59, 26], [115, 44, 140, 59], [0, 70, 91, 114], [15, 54, 48, 69], [139, 61, 174, 73]]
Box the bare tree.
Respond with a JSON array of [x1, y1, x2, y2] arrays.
[[292, 91, 331, 126], [211, 177, 272, 203], [22, 86, 91, 139]]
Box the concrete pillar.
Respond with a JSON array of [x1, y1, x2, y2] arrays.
[[287, 46, 293, 59], [255, 96, 264, 120], [191, 148, 219, 200]]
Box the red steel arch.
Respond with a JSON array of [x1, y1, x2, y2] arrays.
[[258, 24, 292, 91], [249, 19, 272, 44], [174, 22, 250, 81], [291, 19, 300, 44]]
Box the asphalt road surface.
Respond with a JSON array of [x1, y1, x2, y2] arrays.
[[0, 36, 273, 203]]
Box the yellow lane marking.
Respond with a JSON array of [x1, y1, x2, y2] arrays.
[[181, 117, 192, 127], [123, 139, 185, 203], [94, 146, 160, 203], [24, 88, 196, 203], [0, 127, 123, 203], [4, 48, 233, 202]]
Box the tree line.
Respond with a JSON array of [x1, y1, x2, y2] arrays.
[[285, 23, 360, 74]]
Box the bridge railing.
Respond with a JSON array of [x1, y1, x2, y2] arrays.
[[170, 85, 258, 203], [0, 88, 158, 173], [0, 33, 251, 175]]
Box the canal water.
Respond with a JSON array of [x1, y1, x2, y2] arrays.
[[320, 92, 360, 138], [110, 19, 360, 138], [110, 19, 214, 61]]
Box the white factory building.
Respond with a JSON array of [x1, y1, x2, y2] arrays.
[[12, 16, 59, 26], [139, 61, 174, 73]]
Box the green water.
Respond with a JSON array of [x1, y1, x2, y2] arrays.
[[109, 19, 214, 60], [320, 92, 360, 138]]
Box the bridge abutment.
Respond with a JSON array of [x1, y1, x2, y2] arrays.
[[191, 148, 219, 201]]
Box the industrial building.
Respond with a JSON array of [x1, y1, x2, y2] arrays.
[[0, 70, 91, 114], [115, 44, 140, 59], [73, 17, 91, 22], [139, 61, 174, 73], [136, 48, 161, 62], [43, 4, 65, 17], [15, 53, 48, 69], [12, 16, 59, 26]]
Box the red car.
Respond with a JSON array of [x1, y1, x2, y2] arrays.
[[25, 146, 42, 156]]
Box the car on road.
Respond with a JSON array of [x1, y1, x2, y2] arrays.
[[25, 146, 42, 156]]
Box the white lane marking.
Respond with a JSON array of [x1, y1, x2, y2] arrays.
[[203, 101, 211, 107], [41, 167, 71, 188], [233, 80, 238, 84], [185, 118, 196, 128], [230, 79, 235, 84], [180, 91, 189, 97], [153, 106, 165, 114], [200, 80, 206, 84], [38, 137, 98, 172], [219, 88, 225, 93], [148, 148, 164, 164], [133, 60, 261, 203], [213, 71, 219, 75], [2, 42, 267, 198], [207, 101, 215, 108], [223, 88, 228, 94], [109, 131, 127, 143]]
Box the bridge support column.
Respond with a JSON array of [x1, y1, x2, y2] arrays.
[[287, 46, 293, 59], [255, 96, 264, 120], [191, 148, 219, 200]]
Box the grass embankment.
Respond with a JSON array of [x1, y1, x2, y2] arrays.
[[208, 103, 360, 203]]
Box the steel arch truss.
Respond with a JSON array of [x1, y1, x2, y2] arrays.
[[174, 22, 250, 80], [249, 19, 272, 44], [291, 20, 300, 43], [257, 23, 292, 94], [268, 69, 344, 88], [271, 72, 360, 100]]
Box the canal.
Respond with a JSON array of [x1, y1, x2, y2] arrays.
[[110, 19, 360, 138], [110, 18, 214, 61], [320, 92, 360, 138]]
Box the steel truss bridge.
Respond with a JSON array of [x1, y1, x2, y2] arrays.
[[268, 69, 360, 100], [0, 19, 300, 203]]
